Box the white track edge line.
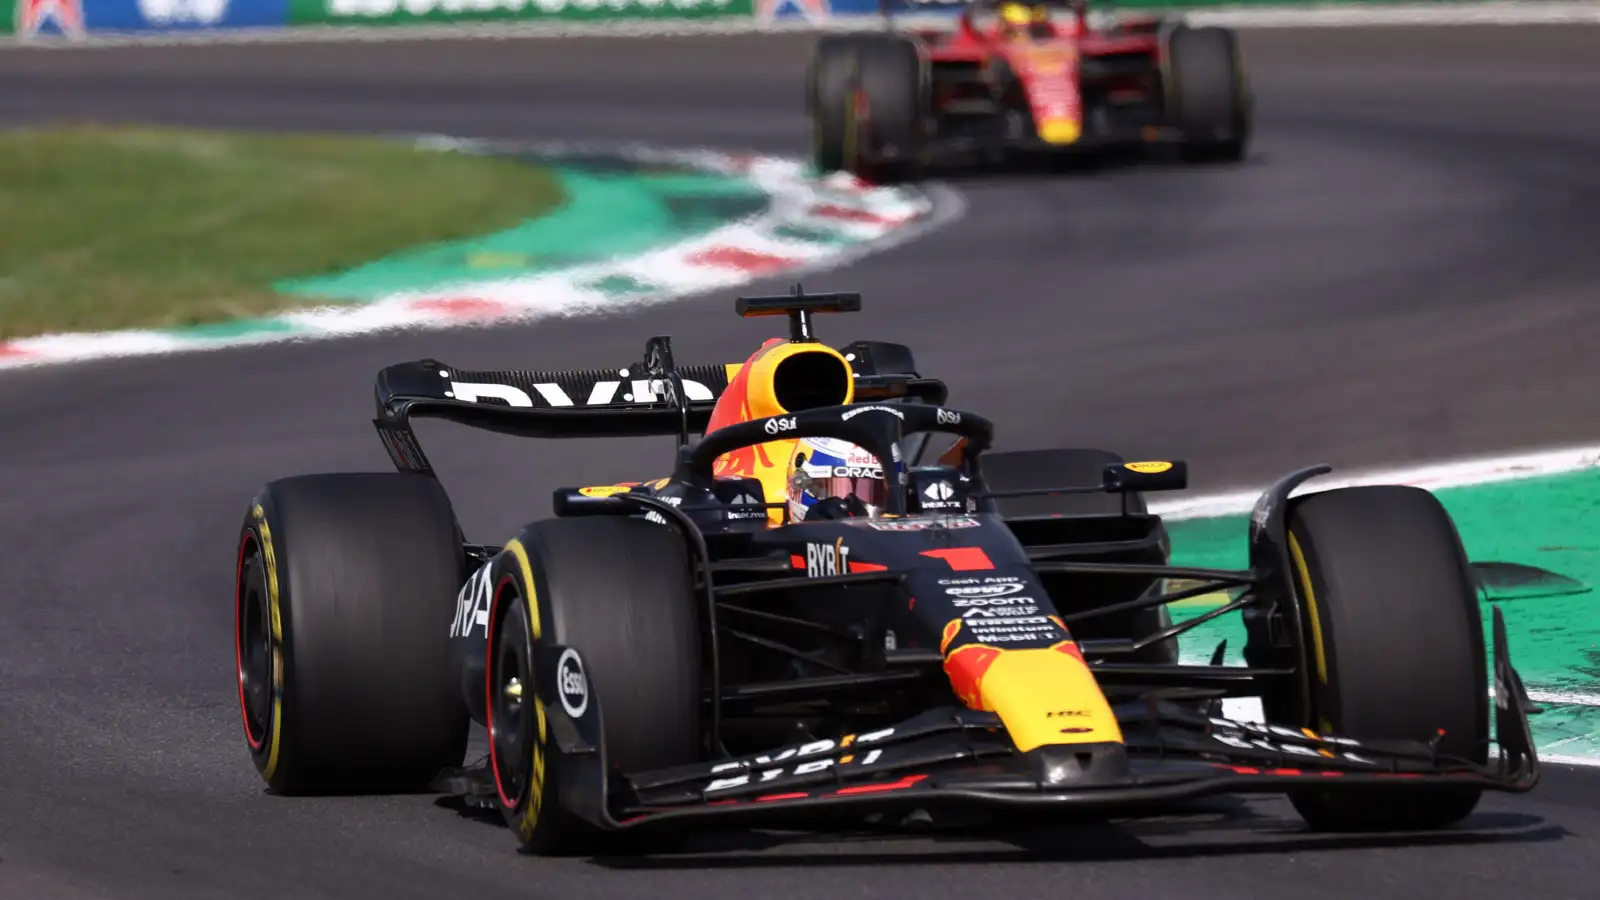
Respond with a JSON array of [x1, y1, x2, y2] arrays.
[[1541, 754, 1600, 768], [1528, 689, 1600, 708], [1151, 443, 1600, 520]]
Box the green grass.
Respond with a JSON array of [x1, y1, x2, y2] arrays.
[[0, 125, 565, 339]]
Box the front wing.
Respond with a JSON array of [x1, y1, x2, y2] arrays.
[[442, 609, 1539, 833]]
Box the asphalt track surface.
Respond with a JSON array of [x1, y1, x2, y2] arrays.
[[4, 23, 1600, 900]]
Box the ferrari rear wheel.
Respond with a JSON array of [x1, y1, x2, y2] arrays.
[[850, 36, 926, 182], [809, 35, 876, 174], [808, 34, 926, 182], [1280, 485, 1488, 831], [1165, 25, 1251, 162]]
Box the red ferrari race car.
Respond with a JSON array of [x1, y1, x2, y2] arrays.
[[806, 0, 1253, 180]]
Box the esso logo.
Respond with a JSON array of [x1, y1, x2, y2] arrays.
[[556, 648, 589, 718]]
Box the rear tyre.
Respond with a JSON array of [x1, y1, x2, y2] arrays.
[[235, 473, 469, 795], [809, 35, 875, 174], [1280, 486, 1488, 831], [808, 34, 925, 181], [979, 448, 1178, 665], [488, 517, 703, 855], [1165, 25, 1251, 162]]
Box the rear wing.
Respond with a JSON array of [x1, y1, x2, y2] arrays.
[[371, 288, 950, 476], [876, 0, 1093, 24], [371, 340, 943, 477], [372, 354, 731, 474]]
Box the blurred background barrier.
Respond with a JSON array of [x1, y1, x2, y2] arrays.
[[8, 0, 289, 36], [290, 0, 754, 29], [3, 0, 754, 38], [752, 0, 1581, 26], [5, 0, 1592, 45]]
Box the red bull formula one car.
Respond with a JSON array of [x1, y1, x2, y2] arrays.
[[807, 0, 1252, 180], [234, 289, 1538, 856]]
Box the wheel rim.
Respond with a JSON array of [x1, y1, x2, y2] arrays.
[[235, 541, 273, 751], [489, 589, 534, 810]]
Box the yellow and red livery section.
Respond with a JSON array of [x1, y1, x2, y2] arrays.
[[705, 337, 856, 525], [943, 630, 1123, 752], [568, 336, 857, 524], [929, 552, 1122, 754], [1009, 43, 1084, 146]]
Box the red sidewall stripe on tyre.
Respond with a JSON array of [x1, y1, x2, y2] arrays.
[[235, 532, 265, 753]]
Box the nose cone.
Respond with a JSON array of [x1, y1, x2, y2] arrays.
[[1024, 741, 1131, 787], [1039, 119, 1082, 144], [943, 638, 1124, 753]]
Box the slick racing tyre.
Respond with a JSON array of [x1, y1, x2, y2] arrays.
[[979, 448, 1178, 665], [487, 516, 703, 856], [1280, 485, 1489, 831], [809, 34, 926, 181], [1164, 25, 1251, 162], [809, 35, 877, 174], [236, 473, 470, 794]]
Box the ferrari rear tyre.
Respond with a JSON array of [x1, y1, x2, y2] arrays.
[[980, 448, 1178, 665], [808, 34, 925, 181], [851, 36, 926, 181], [1281, 485, 1488, 831], [235, 473, 470, 795], [1165, 25, 1251, 162], [809, 35, 876, 174], [487, 516, 703, 855]]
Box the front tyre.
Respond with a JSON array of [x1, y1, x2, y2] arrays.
[[1281, 485, 1488, 830], [487, 516, 704, 855]]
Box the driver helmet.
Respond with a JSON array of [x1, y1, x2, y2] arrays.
[[999, 1, 1045, 25], [787, 437, 890, 521]]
